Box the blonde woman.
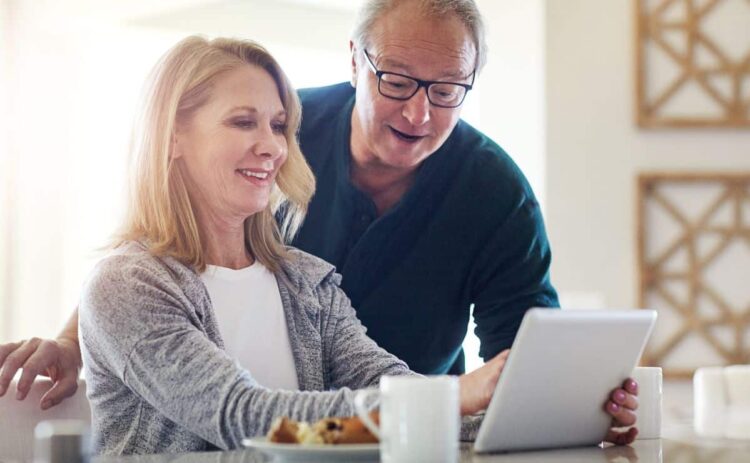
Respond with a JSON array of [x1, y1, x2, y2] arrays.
[[76, 36, 508, 455]]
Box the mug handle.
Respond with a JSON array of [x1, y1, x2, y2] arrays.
[[353, 389, 381, 440]]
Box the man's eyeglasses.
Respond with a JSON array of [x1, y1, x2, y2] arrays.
[[363, 49, 474, 109]]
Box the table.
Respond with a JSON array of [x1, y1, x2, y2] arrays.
[[92, 425, 750, 463]]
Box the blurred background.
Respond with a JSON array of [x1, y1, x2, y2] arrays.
[[0, 0, 748, 373]]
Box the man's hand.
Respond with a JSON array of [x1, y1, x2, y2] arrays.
[[458, 349, 510, 416], [603, 378, 639, 445], [0, 337, 81, 409]]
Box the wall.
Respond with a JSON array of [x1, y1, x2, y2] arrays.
[[476, 0, 546, 204], [545, 0, 750, 310], [0, 0, 10, 339]]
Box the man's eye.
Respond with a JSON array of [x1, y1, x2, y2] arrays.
[[383, 81, 407, 89]]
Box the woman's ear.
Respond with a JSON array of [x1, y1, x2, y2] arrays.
[[349, 40, 358, 88], [171, 131, 183, 159]]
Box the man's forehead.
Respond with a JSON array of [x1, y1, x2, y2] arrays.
[[366, 7, 476, 76], [369, 38, 476, 79]]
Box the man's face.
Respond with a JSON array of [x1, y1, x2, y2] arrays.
[[350, 4, 477, 171]]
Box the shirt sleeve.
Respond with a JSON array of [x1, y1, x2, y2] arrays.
[[79, 255, 366, 450], [470, 194, 560, 361]]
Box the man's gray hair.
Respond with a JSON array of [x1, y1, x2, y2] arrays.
[[351, 0, 487, 73]]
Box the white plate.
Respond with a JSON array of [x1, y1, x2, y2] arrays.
[[241, 437, 380, 462]]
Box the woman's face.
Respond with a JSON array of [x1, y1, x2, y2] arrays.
[[173, 65, 288, 224]]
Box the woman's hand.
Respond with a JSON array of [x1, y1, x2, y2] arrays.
[[458, 349, 510, 416], [0, 337, 81, 409], [603, 378, 639, 445]]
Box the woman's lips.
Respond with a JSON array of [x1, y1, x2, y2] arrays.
[[236, 168, 273, 186]]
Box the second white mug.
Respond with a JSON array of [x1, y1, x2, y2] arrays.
[[632, 366, 662, 440]]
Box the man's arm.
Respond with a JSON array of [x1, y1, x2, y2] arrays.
[[0, 308, 82, 408], [470, 194, 559, 361]]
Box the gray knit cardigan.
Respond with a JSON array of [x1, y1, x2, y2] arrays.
[[79, 243, 480, 455]]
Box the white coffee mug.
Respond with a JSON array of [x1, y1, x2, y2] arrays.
[[354, 375, 459, 463], [693, 366, 727, 438], [632, 366, 662, 440], [724, 365, 750, 408]]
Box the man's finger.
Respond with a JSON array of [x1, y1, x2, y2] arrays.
[[0, 338, 42, 396], [40, 376, 79, 410], [0, 341, 24, 367]]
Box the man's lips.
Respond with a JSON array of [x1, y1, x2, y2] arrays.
[[389, 126, 427, 142]]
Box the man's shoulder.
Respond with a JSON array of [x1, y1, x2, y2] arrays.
[[298, 82, 354, 118], [451, 121, 535, 200]]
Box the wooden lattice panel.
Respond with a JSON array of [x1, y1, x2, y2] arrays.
[[638, 173, 750, 378], [635, 0, 750, 128]]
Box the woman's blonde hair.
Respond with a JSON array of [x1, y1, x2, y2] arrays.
[[114, 36, 315, 273]]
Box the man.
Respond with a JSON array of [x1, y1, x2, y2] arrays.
[[292, 0, 558, 375], [0, 3, 638, 443]]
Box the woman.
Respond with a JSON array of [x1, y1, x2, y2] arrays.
[[77, 35, 510, 455]]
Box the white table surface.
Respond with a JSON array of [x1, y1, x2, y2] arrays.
[[90, 429, 750, 463]]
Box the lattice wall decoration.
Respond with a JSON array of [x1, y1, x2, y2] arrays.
[[638, 173, 750, 378], [635, 0, 750, 127]]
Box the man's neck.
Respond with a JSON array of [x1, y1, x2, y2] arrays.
[[349, 109, 419, 216], [349, 158, 417, 216]]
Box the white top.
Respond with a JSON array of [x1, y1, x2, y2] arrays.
[[200, 263, 299, 390]]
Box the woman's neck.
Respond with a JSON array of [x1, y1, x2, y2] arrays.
[[193, 204, 253, 269]]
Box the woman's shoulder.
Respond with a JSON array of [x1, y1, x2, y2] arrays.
[[90, 242, 167, 280], [279, 248, 339, 289], [83, 242, 195, 304]]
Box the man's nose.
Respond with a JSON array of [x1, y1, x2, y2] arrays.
[[402, 87, 431, 126]]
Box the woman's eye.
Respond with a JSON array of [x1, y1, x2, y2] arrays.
[[272, 122, 287, 134], [232, 119, 255, 129]]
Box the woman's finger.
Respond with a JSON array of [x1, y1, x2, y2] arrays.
[[610, 388, 638, 411], [605, 400, 637, 427], [604, 427, 638, 445], [622, 377, 638, 396]]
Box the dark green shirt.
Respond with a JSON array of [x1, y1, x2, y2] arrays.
[[293, 83, 559, 374]]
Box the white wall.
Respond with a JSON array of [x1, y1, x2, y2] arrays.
[[0, 0, 10, 340], [545, 0, 750, 310], [476, 0, 546, 204]]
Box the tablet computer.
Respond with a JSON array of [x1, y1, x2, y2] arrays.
[[474, 308, 657, 453]]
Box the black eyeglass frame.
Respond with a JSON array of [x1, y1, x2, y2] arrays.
[[363, 49, 475, 109]]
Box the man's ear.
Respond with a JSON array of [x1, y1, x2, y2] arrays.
[[349, 40, 358, 88]]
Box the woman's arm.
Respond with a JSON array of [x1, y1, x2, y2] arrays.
[[81, 255, 365, 450]]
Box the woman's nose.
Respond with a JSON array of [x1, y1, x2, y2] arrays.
[[254, 128, 286, 160]]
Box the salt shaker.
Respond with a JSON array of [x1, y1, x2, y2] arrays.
[[34, 420, 91, 463]]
